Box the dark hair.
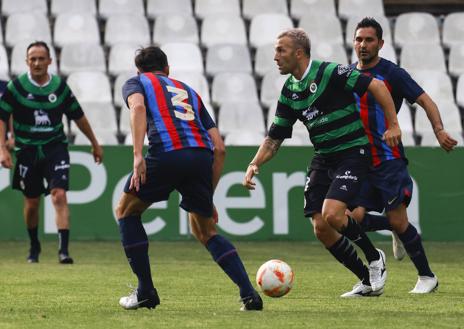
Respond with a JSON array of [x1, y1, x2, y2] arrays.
[[134, 46, 168, 72], [26, 41, 51, 57], [355, 17, 383, 40]]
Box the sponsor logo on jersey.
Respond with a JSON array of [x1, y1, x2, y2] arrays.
[[27, 93, 34, 100], [291, 93, 299, 100], [34, 110, 51, 126], [302, 107, 319, 121], [54, 160, 70, 171]]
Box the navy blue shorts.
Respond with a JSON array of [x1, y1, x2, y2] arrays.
[[124, 148, 214, 217], [354, 158, 413, 212], [12, 143, 70, 198], [304, 146, 371, 217]]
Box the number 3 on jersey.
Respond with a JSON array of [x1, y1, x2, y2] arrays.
[[167, 86, 195, 121]]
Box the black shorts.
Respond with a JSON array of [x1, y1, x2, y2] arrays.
[[12, 143, 70, 198], [124, 148, 214, 217], [303, 146, 371, 217]]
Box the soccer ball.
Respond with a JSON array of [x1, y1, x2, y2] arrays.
[[256, 259, 294, 298]]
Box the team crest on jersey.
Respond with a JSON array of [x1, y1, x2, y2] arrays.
[[309, 82, 317, 93], [337, 65, 352, 76], [48, 93, 57, 103], [34, 110, 51, 126]]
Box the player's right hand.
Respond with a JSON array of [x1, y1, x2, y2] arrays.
[[129, 155, 146, 192], [0, 147, 13, 169], [436, 129, 458, 152], [243, 163, 259, 190]]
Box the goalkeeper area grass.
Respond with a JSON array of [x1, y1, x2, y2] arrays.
[[0, 241, 463, 329]]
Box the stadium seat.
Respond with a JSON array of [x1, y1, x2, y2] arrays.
[[10, 42, 58, 76], [1, 0, 47, 16], [153, 14, 199, 45], [249, 14, 294, 48], [338, 0, 384, 20], [400, 44, 446, 73], [0, 45, 9, 80], [290, 0, 336, 20], [206, 44, 252, 77], [108, 43, 139, 77], [394, 13, 440, 49], [67, 72, 112, 104], [74, 130, 119, 145], [243, 0, 288, 20], [448, 44, 464, 78], [113, 72, 136, 108], [351, 42, 397, 64], [255, 43, 277, 78], [397, 101, 414, 134], [224, 131, 264, 146], [260, 71, 288, 109], [201, 15, 247, 48], [298, 14, 343, 46], [345, 15, 392, 49], [5, 13, 52, 47], [161, 43, 204, 73], [312, 43, 348, 65], [212, 73, 259, 106], [54, 13, 100, 47], [51, 0, 97, 16], [75, 102, 118, 134], [169, 71, 211, 103], [415, 101, 463, 136], [442, 13, 464, 49], [456, 74, 464, 108], [60, 43, 106, 76], [98, 0, 144, 19], [104, 15, 150, 47], [124, 132, 149, 145], [409, 71, 454, 103], [401, 131, 416, 146], [195, 0, 240, 20], [218, 102, 265, 136], [146, 0, 193, 19]]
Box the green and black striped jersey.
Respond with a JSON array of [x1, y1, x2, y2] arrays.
[[0, 73, 84, 150], [268, 60, 372, 154]]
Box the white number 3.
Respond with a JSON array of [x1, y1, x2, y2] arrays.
[[167, 86, 195, 121]]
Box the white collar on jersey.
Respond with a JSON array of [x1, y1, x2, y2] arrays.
[[293, 60, 312, 82], [27, 71, 52, 87]]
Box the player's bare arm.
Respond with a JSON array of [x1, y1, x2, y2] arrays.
[[128, 92, 147, 192], [415, 93, 458, 152], [368, 78, 401, 147], [0, 119, 13, 168], [74, 116, 103, 164], [243, 136, 283, 190]]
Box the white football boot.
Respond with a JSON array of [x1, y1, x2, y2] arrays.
[[119, 288, 160, 310], [341, 282, 384, 298], [410, 275, 438, 294], [368, 249, 387, 292], [392, 231, 406, 261]]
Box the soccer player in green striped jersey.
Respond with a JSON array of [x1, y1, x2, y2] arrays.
[[0, 41, 103, 264], [243, 28, 401, 297]]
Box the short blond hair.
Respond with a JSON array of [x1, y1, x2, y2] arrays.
[[277, 28, 311, 57]]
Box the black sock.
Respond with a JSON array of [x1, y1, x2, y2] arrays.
[[398, 224, 434, 277], [206, 235, 255, 299], [341, 216, 380, 263], [27, 227, 40, 248], [360, 214, 392, 232], [58, 229, 69, 255], [119, 216, 155, 293], [328, 236, 370, 285]]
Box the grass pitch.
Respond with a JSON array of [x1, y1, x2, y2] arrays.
[[0, 241, 463, 329]]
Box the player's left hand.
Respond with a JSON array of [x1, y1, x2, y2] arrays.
[[435, 129, 458, 152], [130, 154, 146, 192], [382, 125, 401, 147], [91, 143, 104, 164], [243, 163, 259, 190]]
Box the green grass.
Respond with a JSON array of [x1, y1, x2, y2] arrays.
[[0, 241, 463, 329]]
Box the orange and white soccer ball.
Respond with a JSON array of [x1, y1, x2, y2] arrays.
[[256, 259, 294, 297]]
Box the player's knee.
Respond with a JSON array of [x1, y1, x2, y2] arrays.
[[50, 189, 67, 207], [323, 210, 344, 230], [313, 220, 332, 242]]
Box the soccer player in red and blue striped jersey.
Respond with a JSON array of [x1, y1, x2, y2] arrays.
[[115, 46, 262, 311], [349, 17, 458, 294]]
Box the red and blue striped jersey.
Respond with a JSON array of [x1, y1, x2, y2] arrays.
[[351, 58, 424, 166], [122, 73, 215, 155]]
